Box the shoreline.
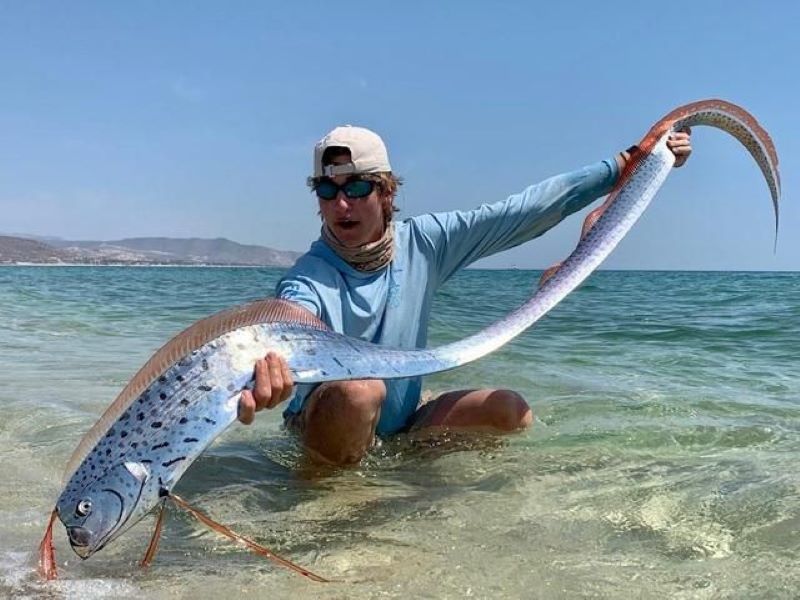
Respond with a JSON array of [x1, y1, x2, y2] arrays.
[[0, 262, 288, 268], [1, 263, 797, 274]]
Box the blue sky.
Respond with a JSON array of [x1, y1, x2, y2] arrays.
[[1, 2, 796, 270]]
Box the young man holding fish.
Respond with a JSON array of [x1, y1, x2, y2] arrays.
[[238, 126, 692, 465]]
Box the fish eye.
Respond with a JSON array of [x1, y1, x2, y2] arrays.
[[76, 499, 93, 517]]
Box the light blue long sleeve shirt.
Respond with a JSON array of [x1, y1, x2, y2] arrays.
[[277, 159, 619, 435]]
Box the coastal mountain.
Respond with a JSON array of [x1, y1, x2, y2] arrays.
[[0, 235, 301, 266]]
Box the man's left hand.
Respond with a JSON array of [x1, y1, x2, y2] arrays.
[[667, 127, 692, 168]]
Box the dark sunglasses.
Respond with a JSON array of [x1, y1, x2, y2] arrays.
[[314, 178, 375, 201]]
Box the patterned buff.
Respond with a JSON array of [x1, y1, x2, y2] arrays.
[[321, 222, 395, 272]]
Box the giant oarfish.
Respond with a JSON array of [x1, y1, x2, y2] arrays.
[[39, 99, 781, 581]]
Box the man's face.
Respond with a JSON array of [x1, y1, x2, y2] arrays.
[[317, 153, 386, 248]]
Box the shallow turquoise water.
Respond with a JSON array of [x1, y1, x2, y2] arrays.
[[1, 266, 798, 598]]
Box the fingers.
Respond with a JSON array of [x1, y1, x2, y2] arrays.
[[263, 352, 293, 408], [240, 352, 294, 426], [667, 128, 692, 168], [278, 355, 294, 403], [238, 389, 256, 425], [252, 356, 273, 410]]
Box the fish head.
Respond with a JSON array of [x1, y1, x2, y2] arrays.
[[56, 460, 150, 558]]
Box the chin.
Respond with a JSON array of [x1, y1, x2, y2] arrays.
[[334, 230, 365, 247]]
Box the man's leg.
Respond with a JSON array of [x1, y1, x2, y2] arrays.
[[294, 379, 386, 465], [409, 389, 532, 433]]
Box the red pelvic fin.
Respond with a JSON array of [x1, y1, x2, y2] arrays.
[[38, 510, 58, 581], [168, 493, 330, 583], [140, 499, 168, 569]]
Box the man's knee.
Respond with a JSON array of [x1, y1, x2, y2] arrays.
[[489, 389, 532, 431], [299, 380, 386, 466], [308, 379, 385, 422]]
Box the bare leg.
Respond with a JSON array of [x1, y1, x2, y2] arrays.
[[294, 380, 385, 465], [409, 389, 532, 433]]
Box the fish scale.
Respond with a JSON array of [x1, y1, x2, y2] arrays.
[[43, 99, 781, 576]]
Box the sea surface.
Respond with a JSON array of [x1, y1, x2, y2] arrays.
[[0, 266, 798, 599]]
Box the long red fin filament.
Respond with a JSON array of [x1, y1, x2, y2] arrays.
[[140, 500, 168, 569], [38, 510, 58, 580], [168, 493, 329, 583]]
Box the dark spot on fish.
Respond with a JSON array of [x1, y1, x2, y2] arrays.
[[321, 370, 328, 376], [105, 448, 111, 456], [183, 437, 199, 443], [176, 375, 184, 382], [132, 442, 138, 449], [137, 412, 145, 421], [119, 412, 130, 421], [226, 383, 235, 392], [198, 385, 212, 392], [135, 427, 143, 434], [120, 431, 128, 438], [151, 421, 163, 429], [280, 334, 289, 341], [202, 359, 209, 370], [108, 428, 116, 437], [306, 348, 317, 355], [142, 459, 153, 464], [90, 465, 95, 471], [153, 442, 170, 450], [180, 398, 190, 407], [162, 457, 186, 467], [158, 376, 167, 383], [179, 417, 188, 425], [160, 392, 167, 400], [203, 417, 216, 425], [333, 357, 344, 368]]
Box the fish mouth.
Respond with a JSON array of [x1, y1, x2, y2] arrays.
[[67, 526, 93, 559]]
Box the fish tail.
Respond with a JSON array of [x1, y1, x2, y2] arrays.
[[540, 99, 780, 285], [169, 493, 330, 583], [38, 510, 58, 581], [652, 99, 781, 244]]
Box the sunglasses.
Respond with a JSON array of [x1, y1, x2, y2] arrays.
[[314, 178, 376, 201]]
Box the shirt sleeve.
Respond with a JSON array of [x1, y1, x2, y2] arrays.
[[415, 159, 619, 284], [275, 273, 323, 318]]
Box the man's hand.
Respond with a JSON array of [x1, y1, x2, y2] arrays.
[[667, 127, 692, 168], [238, 352, 294, 425]]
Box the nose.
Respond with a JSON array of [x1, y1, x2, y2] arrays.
[[68, 526, 91, 547], [334, 190, 352, 206]]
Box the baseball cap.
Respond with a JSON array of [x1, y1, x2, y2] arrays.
[[313, 125, 392, 178]]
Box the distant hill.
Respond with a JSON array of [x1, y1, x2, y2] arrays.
[[0, 235, 301, 266], [0, 236, 77, 263]]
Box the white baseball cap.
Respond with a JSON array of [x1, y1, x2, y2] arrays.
[[313, 125, 392, 178]]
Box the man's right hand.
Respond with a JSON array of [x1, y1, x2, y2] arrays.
[[238, 352, 294, 424]]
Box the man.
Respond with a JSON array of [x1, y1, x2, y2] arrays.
[[238, 125, 692, 465]]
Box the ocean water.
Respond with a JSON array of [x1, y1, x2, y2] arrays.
[[0, 266, 798, 599]]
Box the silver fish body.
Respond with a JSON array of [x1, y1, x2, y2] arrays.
[[54, 99, 781, 560]]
